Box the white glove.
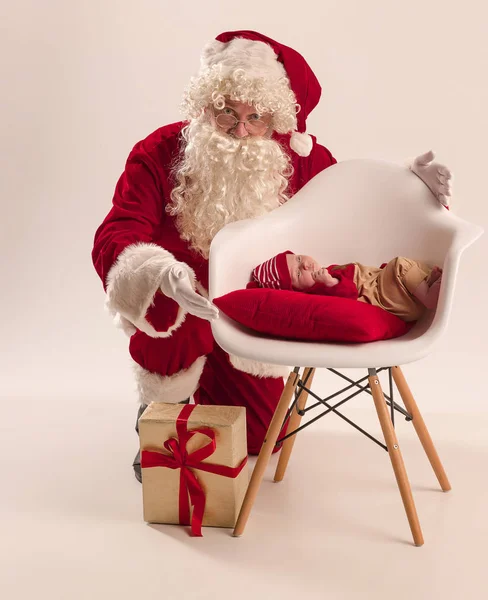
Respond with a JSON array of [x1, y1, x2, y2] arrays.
[[160, 262, 219, 322], [410, 150, 453, 208]]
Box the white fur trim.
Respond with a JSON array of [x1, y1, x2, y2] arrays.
[[133, 356, 207, 404], [113, 313, 137, 337], [105, 243, 191, 338], [195, 281, 209, 299], [229, 354, 290, 379], [201, 38, 287, 82], [290, 131, 313, 157]]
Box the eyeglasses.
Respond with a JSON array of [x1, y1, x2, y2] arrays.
[[214, 112, 271, 135]]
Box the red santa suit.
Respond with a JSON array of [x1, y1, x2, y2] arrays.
[[91, 31, 336, 453], [92, 122, 335, 453]]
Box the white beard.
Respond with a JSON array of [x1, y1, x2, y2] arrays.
[[168, 118, 292, 259]]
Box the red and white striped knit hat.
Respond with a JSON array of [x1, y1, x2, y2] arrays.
[[251, 251, 294, 290]]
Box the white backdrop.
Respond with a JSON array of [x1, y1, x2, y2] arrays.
[[1, 0, 487, 414]]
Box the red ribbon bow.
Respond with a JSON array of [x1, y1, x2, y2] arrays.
[[141, 404, 247, 536]]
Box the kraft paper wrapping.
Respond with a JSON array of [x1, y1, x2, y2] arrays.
[[139, 403, 249, 528]]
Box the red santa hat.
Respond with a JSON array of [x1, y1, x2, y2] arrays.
[[251, 251, 294, 290], [184, 30, 322, 157]]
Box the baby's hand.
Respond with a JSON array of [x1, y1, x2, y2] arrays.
[[313, 267, 339, 287]]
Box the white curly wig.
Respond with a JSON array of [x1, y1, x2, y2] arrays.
[[181, 37, 299, 135]]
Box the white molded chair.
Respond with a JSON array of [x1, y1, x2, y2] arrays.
[[209, 159, 483, 545]]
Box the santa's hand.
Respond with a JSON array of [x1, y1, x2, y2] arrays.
[[160, 263, 219, 322], [410, 150, 453, 208]]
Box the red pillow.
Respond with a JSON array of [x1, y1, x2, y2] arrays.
[[213, 288, 410, 343]]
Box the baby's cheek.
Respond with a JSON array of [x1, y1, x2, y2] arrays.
[[304, 275, 315, 288]]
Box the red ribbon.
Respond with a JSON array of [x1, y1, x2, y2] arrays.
[[141, 404, 247, 536]]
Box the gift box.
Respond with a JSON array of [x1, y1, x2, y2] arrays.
[[139, 403, 249, 536]]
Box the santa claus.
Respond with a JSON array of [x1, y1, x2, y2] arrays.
[[92, 30, 453, 481]]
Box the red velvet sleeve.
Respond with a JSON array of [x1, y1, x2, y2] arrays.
[[92, 142, 166, 289]]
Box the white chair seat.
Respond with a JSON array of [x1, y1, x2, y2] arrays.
[[209, 159, 483, 368]]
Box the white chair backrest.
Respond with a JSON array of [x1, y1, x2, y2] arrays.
[[209, 160, 481, 299]]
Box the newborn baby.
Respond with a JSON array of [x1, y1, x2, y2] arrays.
[[250, 251, 442, 322]]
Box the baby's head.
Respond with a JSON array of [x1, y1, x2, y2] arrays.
[[285, 253, 321, 290], [251, 251, 321, 291]]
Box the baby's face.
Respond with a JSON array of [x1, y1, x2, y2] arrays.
[[286, 254, 321, 290]]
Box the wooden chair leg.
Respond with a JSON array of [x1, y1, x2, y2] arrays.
[[392, 366, 451, 492], [369, 372, 424, 546], [274, 367, 316, 482], [233, 369, 300, 537]]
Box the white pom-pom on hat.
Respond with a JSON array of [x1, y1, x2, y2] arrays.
[[290, 131, 313, 157]]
